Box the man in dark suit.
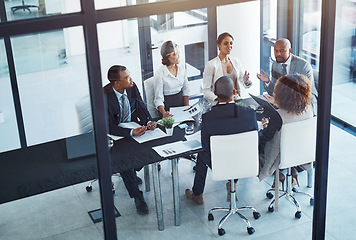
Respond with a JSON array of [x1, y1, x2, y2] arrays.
[[185, 76, 258, 205], [103, 65, 157, 215], [257, 38, 318, 115]]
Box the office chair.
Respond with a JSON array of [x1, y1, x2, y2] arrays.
[[208, 130, 261, 236], [11, 0, 40, 13], [266, 117, 316, 219], [143, 76, 160, 120], [72, 95, 120, 193]]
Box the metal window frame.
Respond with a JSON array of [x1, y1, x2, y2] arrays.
[[0, 0, 334, 239]]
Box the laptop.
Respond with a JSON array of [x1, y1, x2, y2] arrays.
[[248, 94, 278, 113]]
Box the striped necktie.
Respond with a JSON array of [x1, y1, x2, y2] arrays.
[[121, 94, 130, 122]]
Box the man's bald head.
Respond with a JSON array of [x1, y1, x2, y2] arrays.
[[274, 38, 292, 63]]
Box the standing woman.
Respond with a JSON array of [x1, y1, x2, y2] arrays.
[[203, 32, 252, 109], [154, 41, 190, 117]]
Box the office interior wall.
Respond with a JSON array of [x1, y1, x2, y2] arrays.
[[0, 40, 21, 153], [217, 1, 261, 98]]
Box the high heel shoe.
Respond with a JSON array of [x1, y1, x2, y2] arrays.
[[271, 170, 285, 190], [291, 167, 300, 187]]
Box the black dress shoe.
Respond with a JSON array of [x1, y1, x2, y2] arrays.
[[135, 175, 143, 185], [134, 191, 149, 215]]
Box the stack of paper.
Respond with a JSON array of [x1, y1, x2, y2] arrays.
[[169, 103, 201, 126]]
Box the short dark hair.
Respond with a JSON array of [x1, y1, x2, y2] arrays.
[[107, 65, 126, 82], [215, 76, 234, 101], [217, 32, 234, 45], [274, 74, 312, 115]]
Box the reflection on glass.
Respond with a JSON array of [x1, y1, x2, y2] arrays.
[[3, 0, 81, 22], [12, 26, 89, 146], [0, 38, 21, 153], [331, 0, 356, 127], [302, 0, 322, 70], [262, 0, 277, 39]]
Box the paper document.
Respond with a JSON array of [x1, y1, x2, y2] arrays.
[[132, 128, 167, 143], [107, 134, 124, 141], [169, 103, 201, 125], [118, 121, 167, 143], [152, 138, 202, 158]]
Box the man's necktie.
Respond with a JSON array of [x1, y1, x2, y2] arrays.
[[282, 64, 287, 76], [121, 94, 130, 122]]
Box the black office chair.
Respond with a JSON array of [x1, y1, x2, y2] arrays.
[[11, 0, 40, 13]]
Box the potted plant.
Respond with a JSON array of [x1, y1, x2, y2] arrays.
[[159, 116, 174, 136]]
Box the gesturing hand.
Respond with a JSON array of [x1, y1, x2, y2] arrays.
[[257, 69, 269, 83]]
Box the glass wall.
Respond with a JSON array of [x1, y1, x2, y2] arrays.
[[0, 38, 21, 153], [2, 0, 81, 22], [12, 27, 89, 146]]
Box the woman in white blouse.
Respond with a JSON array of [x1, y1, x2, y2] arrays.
[[154, 41, 190, 117], [203, 32, 252, 109]]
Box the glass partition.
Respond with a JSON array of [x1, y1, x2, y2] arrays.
[[94, 0, 170, 10], [3, 0, 81, 22], [0, 38, 21, 153], [12, 27, 89, 146]]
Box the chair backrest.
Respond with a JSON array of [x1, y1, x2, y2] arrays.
[[143, 77, 160, 119], [75, 95, 93, 133], [210, 130, 259, 181], [279, 117, 317, 169]]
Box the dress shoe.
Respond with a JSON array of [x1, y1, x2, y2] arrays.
[[226, 181, 238, 202], [291, 167, 300, 187], [135, 175, 143, 185], [271, 170, 285, 190], [134, 191, 149, 215], [185, 189, 204, 205]]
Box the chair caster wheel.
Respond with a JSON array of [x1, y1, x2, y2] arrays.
[[208, 213, 214, 221], [86, 186, 92, 192], [310, 198, 314, 206], [253, 211, 261, 219], [268, 206, 274, 212], [218, 228, 226, 236], [295, 211, 302, 219], [247, 227, 255, 235], [266, 192, 273, 199], [292, 187, 298, 193]]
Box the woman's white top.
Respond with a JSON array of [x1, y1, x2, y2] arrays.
[[203, 56, 251, 104], [153, 64, 190, 108]]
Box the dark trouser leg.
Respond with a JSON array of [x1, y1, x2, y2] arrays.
[[120, 169, 141, 198], [192, 154, 209, 196]]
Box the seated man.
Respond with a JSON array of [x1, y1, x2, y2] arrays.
[[104, 65, 157, 215], [185, 76, 258, 205]]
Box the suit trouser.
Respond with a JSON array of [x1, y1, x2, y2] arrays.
[[120, 168, 141, 198], [192, 153, 210, 196]]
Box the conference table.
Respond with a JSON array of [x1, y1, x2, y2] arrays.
[[109, 123, 201, 231]]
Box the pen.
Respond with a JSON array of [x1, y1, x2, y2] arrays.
[[183, 106, 193, 112]]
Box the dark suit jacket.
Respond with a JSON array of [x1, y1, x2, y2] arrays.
[[103, 83, 152, 137], [200, 103, 258, 168]]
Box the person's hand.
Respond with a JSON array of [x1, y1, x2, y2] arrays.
[[263, 94, 275, 105], [132, 126, 147, 136], [257, 69, 269, 83], [261, 117, 269, 129], [147, 121, 157, 130], [243, 70, 252, 86], [162, 111, 173, 118]]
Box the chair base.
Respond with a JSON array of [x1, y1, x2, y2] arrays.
[[86, 173, 121, 194], [208, 180, 260, 236], [266, 168, 314, 218]]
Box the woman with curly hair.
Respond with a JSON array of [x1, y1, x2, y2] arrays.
[[258, 73, 313, 187]]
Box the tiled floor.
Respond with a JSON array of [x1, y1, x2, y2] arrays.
[[0, 124, 355, 240]]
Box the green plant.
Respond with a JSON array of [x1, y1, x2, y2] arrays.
[[235, 101, 248, 108], [159, 116, 174, 128]]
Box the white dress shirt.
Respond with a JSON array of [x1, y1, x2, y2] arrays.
[[153, 64, 190, 108]]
